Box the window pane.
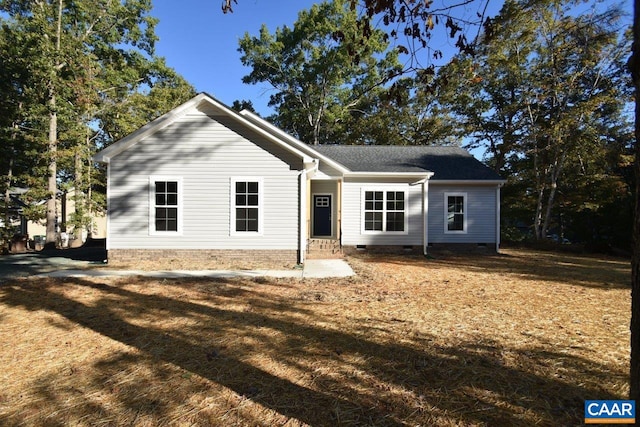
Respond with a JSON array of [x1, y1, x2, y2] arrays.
[[155, 181, 166, 193], [236, 182, 246, 193], [167, 208, 177, 219], [247, 195, 259, 206], [387, 212, 404, 231], [448, 196, 464, 214], [365, 191, 374, 202], [447, 195, 464, 231], [247, 181, 258, 193], [167, 194, 178, 206], [236, 208, 258, 232], [246, 207, 258, 231], [449, 213, 464, 231], [364, 211, 383, 231], [166, 181, 178, 193], [156, 194, 166, 206], [236, 195, 246, 206], [156, 207, 166, 220]]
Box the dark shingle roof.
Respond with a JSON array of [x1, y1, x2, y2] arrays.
[[313, 145, 503, 181]]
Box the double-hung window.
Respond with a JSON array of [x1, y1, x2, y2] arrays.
[[445, 192, 467, 233], [150, 177, 182, 235], [231, 177, 263, 235], [362, 189, 407, 234]]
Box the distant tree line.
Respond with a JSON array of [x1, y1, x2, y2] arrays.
[[237, 0, 632, 250]]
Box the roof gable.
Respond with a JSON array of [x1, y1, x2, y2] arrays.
[[93, 93, 313, 164]]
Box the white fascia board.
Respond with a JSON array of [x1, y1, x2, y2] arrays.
[[430, 179, 506, 186], [344, 172, 434, 179], [239, 110, 350, 174]]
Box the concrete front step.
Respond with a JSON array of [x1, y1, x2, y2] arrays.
[[307, 238, 343, 259]]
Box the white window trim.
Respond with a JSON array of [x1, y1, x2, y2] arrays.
[[444, 192, 467, 234], [149, 176, 183, 236], [230, 177, 264, 236], [360, 187, 409, 235]]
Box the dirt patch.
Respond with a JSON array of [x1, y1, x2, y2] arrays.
[[0, 248, 630, 426]]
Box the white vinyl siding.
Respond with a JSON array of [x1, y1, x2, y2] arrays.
[[429, 185, 497, 243], [108, 105, 299, 250]]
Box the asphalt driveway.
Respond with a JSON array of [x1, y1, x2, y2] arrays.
[[0, 246, 107, 280], [0, 245, 355, 280]]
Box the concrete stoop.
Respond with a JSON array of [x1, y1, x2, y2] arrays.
[[306, 238, 343, 259]]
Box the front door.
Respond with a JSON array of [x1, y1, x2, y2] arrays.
[[313, 194, 332, 237]]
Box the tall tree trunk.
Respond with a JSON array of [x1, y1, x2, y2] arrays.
[[45, 0, 63, 245], [45, 95, 57, 244], [630, 0, 640, 401], [4, 153, 14, 249], [541, 152, 565, 239]]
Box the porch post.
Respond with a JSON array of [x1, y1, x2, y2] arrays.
[[299, 170, 307, 264], [422, 180, 429, 256], [496, 185, 501, 253]]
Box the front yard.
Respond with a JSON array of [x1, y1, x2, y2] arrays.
[[0, 248, 630, 426]]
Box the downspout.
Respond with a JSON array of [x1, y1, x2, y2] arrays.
[[105, 162, 111, 261], [496, 184, 503, 254], [423, 180, 429, 256], [410, 174, 433, 256]]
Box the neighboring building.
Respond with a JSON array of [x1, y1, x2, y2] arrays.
[[26, 188, 107, 246], [94, 93, 505, 265], [5, 187, 106, 248]]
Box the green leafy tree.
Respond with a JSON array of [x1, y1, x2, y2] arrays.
[[238, 0, 402, 145], [0, 0, 194, 242], [630, 0, 640, 402], [441, 0, 630, 241]]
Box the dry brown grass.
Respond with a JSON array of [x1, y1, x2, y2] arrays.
[[0, 247, 630, 426]]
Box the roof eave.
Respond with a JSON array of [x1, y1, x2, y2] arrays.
[[344, 171, 435, 179], [430, 179, 506, 185]]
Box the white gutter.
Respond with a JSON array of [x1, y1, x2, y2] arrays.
[[430, 179, 507, 185], [346, 172, 435, 179]]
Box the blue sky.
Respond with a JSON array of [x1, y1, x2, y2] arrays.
[[152, 0, 320, 116], [152, 0, 630, 118], [151, 0, 501, 116]]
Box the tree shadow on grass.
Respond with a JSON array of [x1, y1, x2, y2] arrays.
[[356, 248, 630, 289], [0, 277, 624, 426]]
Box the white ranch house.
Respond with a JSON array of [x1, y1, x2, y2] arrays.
[[94, 93, 505, 265]]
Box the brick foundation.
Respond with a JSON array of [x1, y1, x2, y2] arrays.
[[343, 243, 498, 255], [108, 249, 299, 269]]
